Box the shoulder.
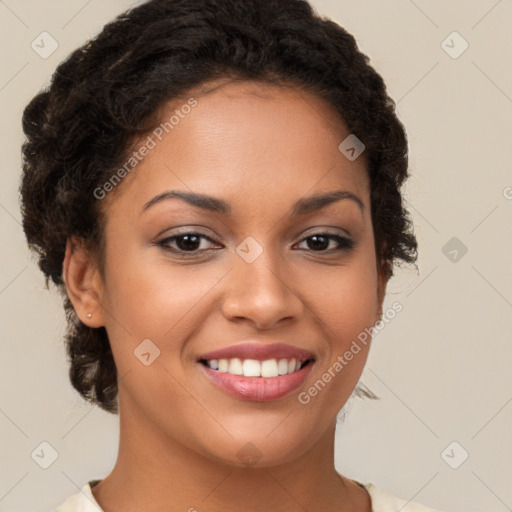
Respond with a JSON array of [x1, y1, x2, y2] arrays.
[[54, 481, 103, 512], [361, 482, 443, 512]]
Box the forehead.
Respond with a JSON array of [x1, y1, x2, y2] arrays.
[[103, 79, 370, 218]]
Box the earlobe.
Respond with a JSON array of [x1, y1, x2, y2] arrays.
[[63, 237, 105, 327]]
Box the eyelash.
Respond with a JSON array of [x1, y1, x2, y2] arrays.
[[156, 231, 355, 255]]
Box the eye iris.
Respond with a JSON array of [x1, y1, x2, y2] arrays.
[[177, 234, 201, 251], [308, 235, 329, 251]]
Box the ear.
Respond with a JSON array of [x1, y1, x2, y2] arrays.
[[63, 236, 106, 327], [375, 259, 390, 322]]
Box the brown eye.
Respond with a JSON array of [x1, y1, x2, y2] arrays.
[[157, 232, 219, 253], [296, 233, 354, 252]]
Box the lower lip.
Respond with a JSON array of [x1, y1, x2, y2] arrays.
[[199, 361, 314, 401]]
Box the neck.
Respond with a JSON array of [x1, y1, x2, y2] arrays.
[[91, 395, 370, 512]]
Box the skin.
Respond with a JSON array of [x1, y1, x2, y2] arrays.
[[64, 79, 388, 512]]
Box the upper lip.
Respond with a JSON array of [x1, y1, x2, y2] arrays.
[[198, 342, 316, 362]]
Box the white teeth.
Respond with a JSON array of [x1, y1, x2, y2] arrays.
[[242, 359, 261, 377], [206, 357, 307, 377], [243, 359, 261, 377], [277, 359, 289, 375], [228, 358, 243, 375], [261, 359, 278, 378]]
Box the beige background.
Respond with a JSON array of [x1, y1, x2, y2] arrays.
[[1, 1, 511, 511]]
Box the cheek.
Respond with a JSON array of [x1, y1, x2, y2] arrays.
[[101, 244, 224, 350], [314, 274, 376, 322], [307, 256, 378, 331], [303, 251, 378, 375]]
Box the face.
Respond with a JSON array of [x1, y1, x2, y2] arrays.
[[73, 79, 387, 467]]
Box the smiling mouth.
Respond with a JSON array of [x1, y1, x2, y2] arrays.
[[198, 357, 315, 378]]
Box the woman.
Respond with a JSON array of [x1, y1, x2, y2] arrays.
[[19, 0, 441, 510]]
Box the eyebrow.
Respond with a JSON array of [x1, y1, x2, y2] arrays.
[[141, 189, 364, 216]]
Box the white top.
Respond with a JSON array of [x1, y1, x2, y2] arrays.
[[54, 479, 442, 511]]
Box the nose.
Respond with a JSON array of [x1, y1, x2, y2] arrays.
[[221, 249, 303, 330]]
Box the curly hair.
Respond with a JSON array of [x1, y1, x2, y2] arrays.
[[19, 0, 417, 414]]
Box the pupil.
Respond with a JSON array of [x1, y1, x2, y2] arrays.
[[178, 235, 200, 251], [308, 235, 328, 251]]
